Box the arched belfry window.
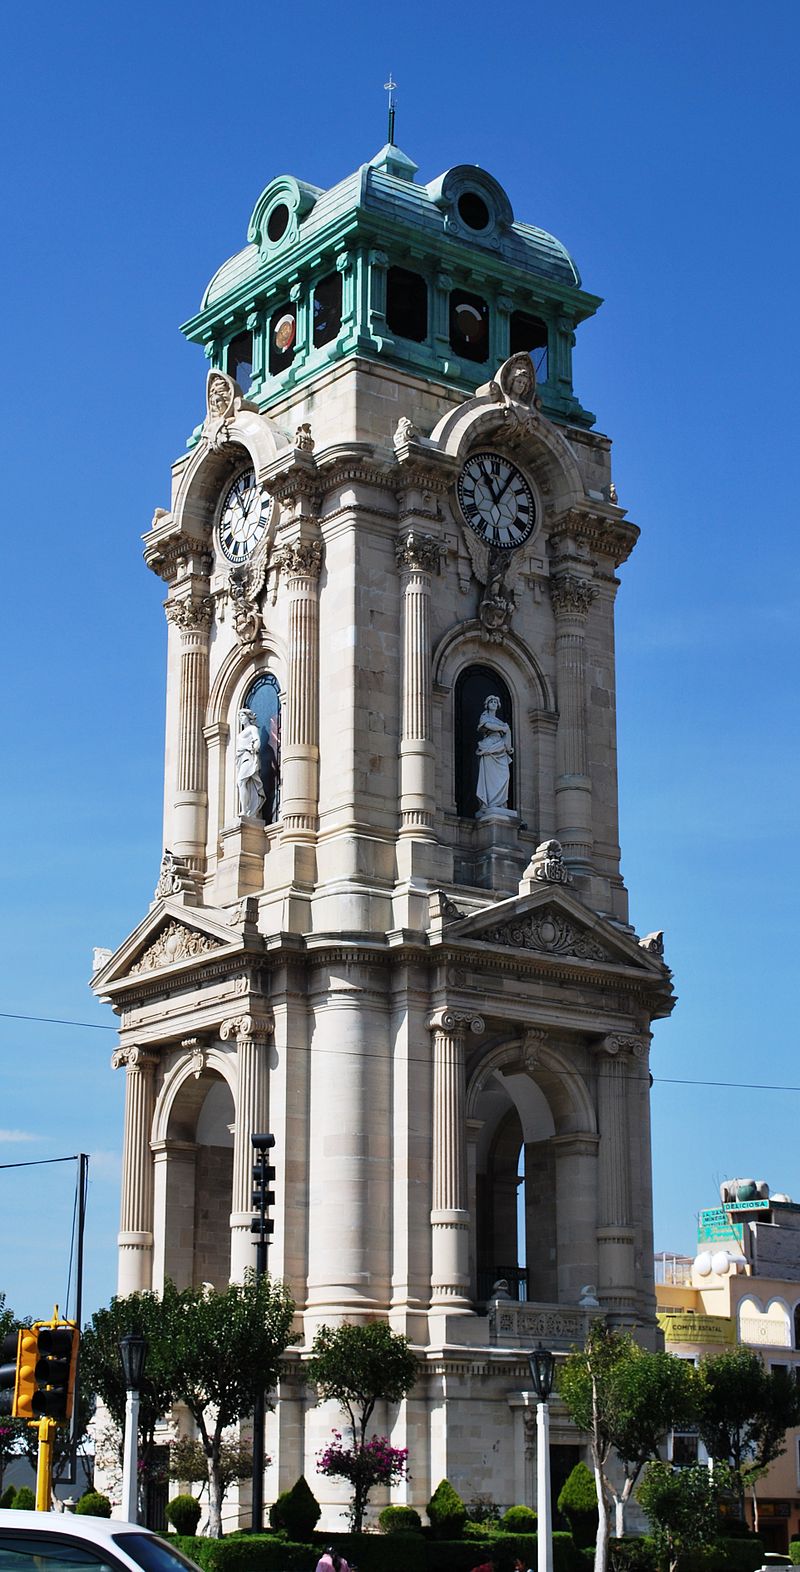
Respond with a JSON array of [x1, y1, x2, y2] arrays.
[[455, 666, 514, 817], [794, 1304, 800, 1351], [243, 673, 281, 824]]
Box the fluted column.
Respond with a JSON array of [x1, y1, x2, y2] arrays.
[[396, 531, 439, 837], [112, 1045, 158, 1295], [429, 1009, 484, 1310], [594, 1034, 644, 1318], [222, 1012, 274, 1282], [165, 596, 213, 871], [275, 542, 322, 840], [549, 573, 597, 871]]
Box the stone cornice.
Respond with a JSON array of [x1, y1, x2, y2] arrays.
[[548, 504, 639, 567], [143, 515, 212, 584]]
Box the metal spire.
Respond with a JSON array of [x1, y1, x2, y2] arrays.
[[384, 73, 397, 145]]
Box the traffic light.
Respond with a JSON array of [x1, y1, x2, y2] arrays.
[[251, 1133, 275, 1260], [33, 1326, 79, 1422], [12, 1328, 40, 1420], [0, 1330, 20, 1416]]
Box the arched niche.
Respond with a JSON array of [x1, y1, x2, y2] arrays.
[[455, 665, 515, 817], [152, 1049, 237, 1291], [206, 646, 286, 835]]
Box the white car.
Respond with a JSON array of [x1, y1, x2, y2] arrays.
[[0, 1511, 202, 1572]]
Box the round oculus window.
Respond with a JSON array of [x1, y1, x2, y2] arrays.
[[457, 191, 490, 230], [267, 203, 290, 242], [273, 311, 296, 351]]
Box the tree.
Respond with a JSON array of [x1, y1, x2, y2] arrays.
[[169, 1432, 253, 1512], [695, 1348, 800, 1518], [170, 1274, 295, 1537], [307, 1321, 418, 1532], [81, 1282, 185, 1479], [559, 1324, 696, 1572], [317, 1429, 408, 1532], [637, 1460, 735, 1572]]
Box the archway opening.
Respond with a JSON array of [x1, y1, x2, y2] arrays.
[[473, 1066, 556, 1305], [163, 1070, 234, 1290]]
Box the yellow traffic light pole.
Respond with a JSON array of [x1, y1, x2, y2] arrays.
[[35, 1416, 56, 1512], [13, 1305, 79, 1513]]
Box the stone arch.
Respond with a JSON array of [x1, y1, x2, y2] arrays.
[[466, 1037, 597, 1306], [171, 409, 293, 541], [207, 641, 287, 832], [429, 393, 585, 515], [152, 1045, 237, 1292]]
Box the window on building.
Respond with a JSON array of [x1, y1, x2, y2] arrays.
[[794, 1305, 800, 1350], [457, 190, 491, 231], [226, 331, 253, 391], [510, 312, 548, 384], [450, 290, 489, 363], [454, 665, 514, 817], [243, 673, 281, 825], [267, 202, 290, 243], [269, 302, 296, 375], [386, 267, 428, 342], [313, 272, 342, 348], [670, 1428, 700, 1467]]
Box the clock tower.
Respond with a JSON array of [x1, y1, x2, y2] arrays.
[[94, 141, 674, 1519]]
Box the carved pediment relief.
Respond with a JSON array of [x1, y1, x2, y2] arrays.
[[128, 919, 221, 975], [477, 905, 615, 962]]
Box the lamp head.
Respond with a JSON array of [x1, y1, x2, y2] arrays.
[[119, 1332, 148, 1392], [528, 1342, 556, 1401]]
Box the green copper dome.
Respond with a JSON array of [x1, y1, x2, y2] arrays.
[[182, 147, 599, 429]]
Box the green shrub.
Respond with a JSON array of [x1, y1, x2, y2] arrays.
[[202, 1539, 313, 1572], [10, 1487, 35, 1510], [379, 1504, 424, 1535], [428, 1478, 468, 1540], [161, 1539, 208, 1564], [558, 1463, 599, 1548], [268, 1475, 321, 1541], [609, 1539, 657, 1572], [677, 1540, 764, 1572], [501, 1505, 537, 1533], [790, 1548, 800, 1566], [0, 1487, 17, 1508], [425, 1533, 583, 1572], [165, 1494, 202, 1535], [466, 1497, 502, 1527], [75, 1491, 112, 1517]]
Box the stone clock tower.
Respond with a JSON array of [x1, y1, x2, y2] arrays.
[[93, 141, 674, 1518]]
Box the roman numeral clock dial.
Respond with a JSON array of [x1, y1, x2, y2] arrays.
[[217, 469, 274, 563], [457, 451, 536, 549]]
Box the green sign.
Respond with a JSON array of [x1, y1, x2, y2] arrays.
[[698, 1208, 744, 1246]]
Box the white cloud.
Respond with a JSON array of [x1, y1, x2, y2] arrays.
[[0, 1129, 38, 1144], [89, 1150, 121, 1180]]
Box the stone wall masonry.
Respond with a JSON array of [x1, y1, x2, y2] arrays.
[[193, 1143, 233, 1288]]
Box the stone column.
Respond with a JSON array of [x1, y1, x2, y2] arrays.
[[221, 1012, 274, 1282], [112, 1046, 158, 1295], [429, 1009, 484, 1310], [549, 572, 597, 871], [275, 542, 323, 842], [396, 531, 439, 838], [552, 1133, 600, 1304], [165, 595, 213, 871], [594, 1034, 643, 1318]]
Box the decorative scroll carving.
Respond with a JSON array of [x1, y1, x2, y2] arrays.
[[181, 1039, 206, 1078], [228, 565, 265, 647], [164, 596, 213, 632], [522, 839, 572, 886], [203, 370, 241, 451], [549, 574, 597, 618], [640, 930, 665, 957], [478, 907, 613, 962], [461, 531, 527, 644], [111, 1045, 158, 1071], [428, 1010, 485, 1035], [430, 890, 465, 925], [294, 422, 315, 452], [274, 541, 323, 580], [597, 1033, 647, 1059], [395, 530, 440, 574], [155, 849, 197, 900], [522, 1028, 548, 1072], [129, 921, 218, 975], [394, 415, 420, 448], [220, 1013, 274, 1043]]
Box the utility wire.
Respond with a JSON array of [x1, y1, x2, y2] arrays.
[[1, 1008, 799, 1095]]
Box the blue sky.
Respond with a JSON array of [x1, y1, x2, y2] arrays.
[[1, 0, 797, 1323]]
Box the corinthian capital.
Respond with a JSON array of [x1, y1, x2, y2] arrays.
[[220, 1012, 274, 1044], [164, 595, 214, 632], [549, 574, 597, 618], [274, 541, 323, 581], [428, 1009, 485, 1036], [395, 530, 440, 575]]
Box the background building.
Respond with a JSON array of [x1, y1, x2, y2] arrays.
[[657, 1179, 800, 1552], [93, 140, 674, 1523]]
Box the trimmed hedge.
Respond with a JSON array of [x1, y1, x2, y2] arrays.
[[201, 1540, 312, 1572], [162, 1538, 207, 1562], [428, 1479, 468, 1540], [269, 1476, 321, 1541], [379, 1504, 424, 1535], [10, 1488, 35, 1511], [160, 1528, 588, 1572], [609, 1538, 766, 1572], [501, 1506, 538, 1533], [165, 1495, 202, 1536]]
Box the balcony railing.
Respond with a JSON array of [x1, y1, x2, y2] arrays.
[[488, 1298, 604, 1350]]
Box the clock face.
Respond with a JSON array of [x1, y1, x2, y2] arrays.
[[457, 452, 536, 550], [217, 469, 273, 564]]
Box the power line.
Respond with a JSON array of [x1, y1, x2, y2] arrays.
[[1, 1007, 798, 1095], [0, 1156, 80, 1171]]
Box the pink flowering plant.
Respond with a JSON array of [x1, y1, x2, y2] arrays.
[[317, 1429, 408, 1532]]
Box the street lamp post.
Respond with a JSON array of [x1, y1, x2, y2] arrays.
[[119, 1333, 148, 1524], [528, 1343, 556, 1572]]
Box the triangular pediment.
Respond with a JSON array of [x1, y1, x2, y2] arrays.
[[431, 884, 666, 973], [91, 898, 252, 998]]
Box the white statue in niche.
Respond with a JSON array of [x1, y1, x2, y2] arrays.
[[236, 708, 266, 818], [475, 695, 513, 815]]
